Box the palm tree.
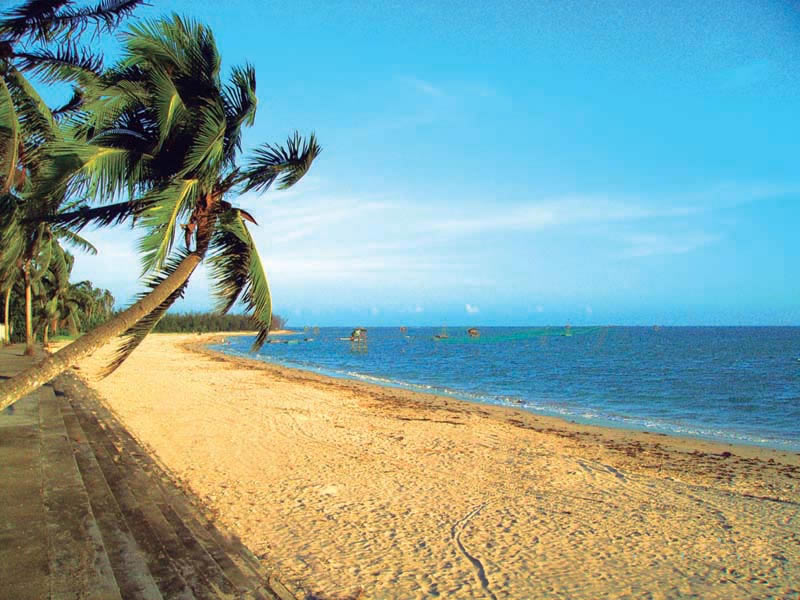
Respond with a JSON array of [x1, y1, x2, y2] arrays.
[[0, 117, 97, 355], [1, 0, 144, 351], [1, 0, 149, 191], [0, 15, 320, 408]]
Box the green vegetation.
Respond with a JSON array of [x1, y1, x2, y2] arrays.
[[153, 312, 286, 334], [0, 2, 319, 409]]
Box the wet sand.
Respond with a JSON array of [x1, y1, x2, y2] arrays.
[[68, 333, 800, 599]]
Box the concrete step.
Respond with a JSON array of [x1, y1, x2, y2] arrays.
[[65, 396, 199, 600], [91, 401, 283, 600], [68, 398, 240, 600], [0, 387, 50, 600], [39, 384, 122, 600], [53, 373, 294, 600], [61, 402, 164, 600]]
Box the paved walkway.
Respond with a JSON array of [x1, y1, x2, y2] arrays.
[[0, 344, 296, 600]]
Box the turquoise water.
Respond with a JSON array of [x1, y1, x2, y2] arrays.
[[211, 327, 800, 452]]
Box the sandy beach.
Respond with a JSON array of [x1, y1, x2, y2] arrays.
[[65, 333, 800, 599]]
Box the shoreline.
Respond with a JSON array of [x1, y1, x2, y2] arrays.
[[203, 333, 800, 460], [69, 333, 800, 598]]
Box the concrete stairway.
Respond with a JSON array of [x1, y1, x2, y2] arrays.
[[0, 346, 297, 600]]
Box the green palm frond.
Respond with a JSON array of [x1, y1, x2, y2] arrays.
[[241, 132, 321, 193], [43, 198, 142, 230], [208, 209, 271, 350], [43, 140, 135, 201], [0, 77, 19, 191], [54, 227, 96, 255], [4, 66, 57, 142], [150, 66, 188, 149], [32, 235, 52, 282], [101, 248, 192, 376], [182, 99, 225, 178], [222, 63, 256, 162], [136, 178, 198, 274]]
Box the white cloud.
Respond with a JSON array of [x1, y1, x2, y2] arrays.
[[465, 303, 480, 314], [414, 305, 424, 313]]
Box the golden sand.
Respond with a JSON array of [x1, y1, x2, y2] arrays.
[[68, 333, 800, 599]]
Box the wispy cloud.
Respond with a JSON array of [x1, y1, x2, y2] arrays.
[[417, 197, 698, 236], [465, 303, 480, 314], [619, 232, 722, 258], [402, 76, 445, 98]]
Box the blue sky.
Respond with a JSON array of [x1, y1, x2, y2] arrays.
[[64, 0, 800, 326]]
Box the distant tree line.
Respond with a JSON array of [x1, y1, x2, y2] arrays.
[[152, 312, 286, 334]]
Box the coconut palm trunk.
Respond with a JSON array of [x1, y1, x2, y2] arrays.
[[0, 252, 201, 410], [23, 262, 33, 355], [2, 287, 9, 344]]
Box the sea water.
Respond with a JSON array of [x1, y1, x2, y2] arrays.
[[211, 327, 800, 452]]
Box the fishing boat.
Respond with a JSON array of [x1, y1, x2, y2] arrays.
[[433, 326, 449, 340]]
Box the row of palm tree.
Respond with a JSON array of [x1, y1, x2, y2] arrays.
[[0, 1, 321, 408], [1, 237, 115, 347]]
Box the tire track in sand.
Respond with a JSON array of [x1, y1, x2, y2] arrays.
[[451, 502, 496, 599]]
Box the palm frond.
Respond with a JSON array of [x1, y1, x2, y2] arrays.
[[53, 227, 97, 254], [43, 198, 142, 230], [14, 44, 102, 84], [0, 0, 145, 44], [53, 0, 146, 35], [222, 63, 256, 161], [0, 0, 71, 43], [101, 248, 192, 376], [135, 178, 198, 274], [150, 65, 187, 149], [0, 77, 19, 191], [208, 209, 271, 351], [182, 99, 225, 178], [241, 132, 321, 193], [43, 140, 136, 201], [51, 86, 83, 118], [4, 67, 57, 144]]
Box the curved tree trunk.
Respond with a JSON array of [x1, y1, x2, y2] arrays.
[[0, 252, 202, 411], [23, 264, 33, 356], [3, 287, 10, 344]]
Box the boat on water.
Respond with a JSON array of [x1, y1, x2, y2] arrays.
[[433, 326, 449, 340], [562, 324, 572, 337], [467, 327, 480, 338]]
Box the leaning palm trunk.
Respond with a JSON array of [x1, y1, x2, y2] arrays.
[[0, 253, 202, 411]]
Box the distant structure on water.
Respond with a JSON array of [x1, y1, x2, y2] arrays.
[[433, 326, 449, 340], [467, 327, 480, 338], [342, 327, 368, 352]]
